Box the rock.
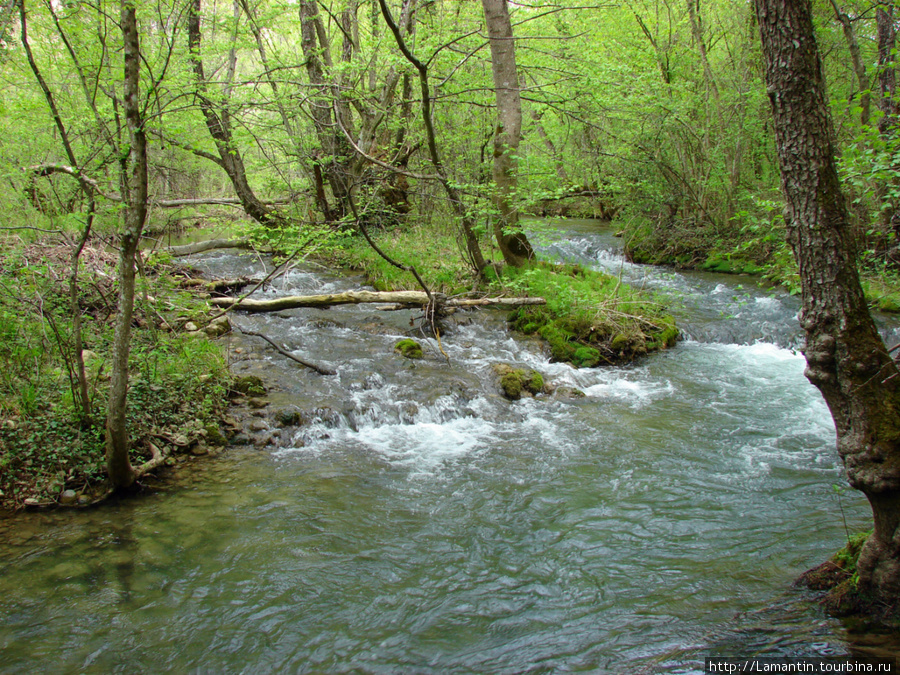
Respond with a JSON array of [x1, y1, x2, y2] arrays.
[[77, 494, 91, 506], [248, 419, 269, 432], [491, 363, 547, 400], [60, 490, 77, 505], [205, 316, 231, 337], [231, 375, 266, 396], [185, 330, 207, 339], [191, 444, 209, 456], [23, 498, 42, 507], [394, 338, 424, 359], [184, 321, 199, 332], [247, 397, 269, 409], [274, 406, 303, 427], [554, 386, 586, 399], [205, 423, 228, 446]]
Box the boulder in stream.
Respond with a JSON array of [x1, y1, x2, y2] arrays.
[[492, 363, 548, 400], [394, 339, 424, 359]]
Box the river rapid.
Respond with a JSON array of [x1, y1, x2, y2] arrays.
[[1, 220, 897, 673]]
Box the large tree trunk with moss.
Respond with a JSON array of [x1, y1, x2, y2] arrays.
[[755, 0, 900, 604], [105, 0, 146, 490], [481, 0, 534, 267]]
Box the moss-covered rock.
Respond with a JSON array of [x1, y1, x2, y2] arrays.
[[394, 338, 424, 359], [204, 423, 228, 446], [492, 363, 547, 400], [231, 375, 266, 396]]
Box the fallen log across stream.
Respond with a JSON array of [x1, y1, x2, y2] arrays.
[[167, 237, 254, 257], [209, 291, 547, 312]]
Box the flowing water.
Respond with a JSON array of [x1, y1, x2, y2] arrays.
[[1, 220, 898, 673]]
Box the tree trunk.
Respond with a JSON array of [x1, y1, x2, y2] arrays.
[[755, 0, 900, 604], [828, 0, 870, 126], [187, 0, 279, 227], [875, 4, 900, 242], [378, 0, 489, 275], [106, 0, 147, 491], [210, 290, 546, 311], [299, 0, 353, 222], [481, 0, 534, 267]]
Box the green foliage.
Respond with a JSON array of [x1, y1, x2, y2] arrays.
[[833, 530, 872, 579]]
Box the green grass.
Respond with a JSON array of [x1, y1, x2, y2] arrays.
[[328, 225, 477, 294]]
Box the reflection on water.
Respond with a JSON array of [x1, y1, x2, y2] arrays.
[[0, 221, 894, 673]]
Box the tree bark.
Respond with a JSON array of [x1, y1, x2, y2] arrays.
[[166, 237, 253, 256], [755, 0, 900, 604], [106, 0, 147, 491], [877, 4, 898, 134], [299, 0, 353, 222], [481, 0, 534, 267]]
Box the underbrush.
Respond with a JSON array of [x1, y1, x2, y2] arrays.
[[0, 238, 231, 510], [616, 206, 900, 311]]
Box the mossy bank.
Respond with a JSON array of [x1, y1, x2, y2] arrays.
[[328, 225, 678, 366]]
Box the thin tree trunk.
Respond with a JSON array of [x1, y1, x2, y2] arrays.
[[829, 0, 871, 126], [686, 0, 720, 102], [106, 0, 147, 490], [20, 0, 93, 425], [877, 4, 898, 133], [755, 0, 900, 605], [378, 0, 489, 275], [299, 0, 353, 222], [481, 0, 534, 267]]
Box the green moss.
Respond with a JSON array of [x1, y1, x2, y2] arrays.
[[394, 338, 424, 359], [573, 346, 601, 368], [492, 363, 546, 399], [701, 255, 764, 275], [500, 372, 523, 398]]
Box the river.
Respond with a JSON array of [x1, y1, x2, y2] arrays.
[[0, 220, 897, 673]]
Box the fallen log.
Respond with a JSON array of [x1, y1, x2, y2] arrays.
[[167, 237, 253, 256], [209, 291, 546, 312]]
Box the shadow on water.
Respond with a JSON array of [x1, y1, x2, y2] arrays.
[[1, 219, 898, 673]]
